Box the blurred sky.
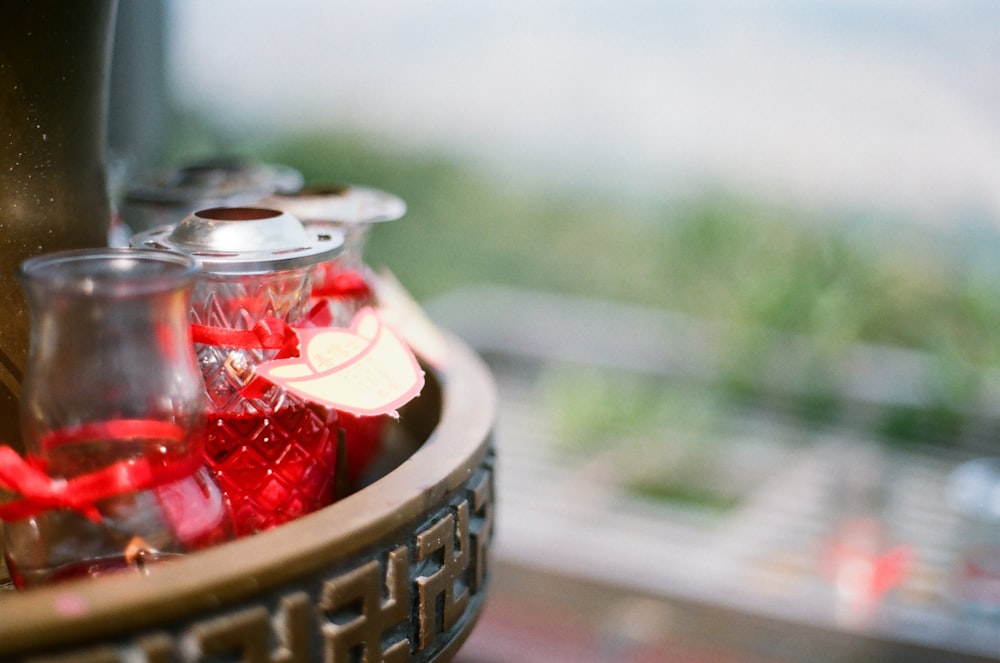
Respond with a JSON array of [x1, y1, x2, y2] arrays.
[[168, 0, 1000, 225]]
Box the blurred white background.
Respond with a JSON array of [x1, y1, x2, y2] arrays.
[[154, 7, 1000, 659], [168, 0, 1000, 226]]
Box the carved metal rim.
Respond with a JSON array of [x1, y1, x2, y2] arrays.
[[0, 332, 496, 657]]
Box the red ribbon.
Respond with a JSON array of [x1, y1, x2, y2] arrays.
[[191, 317, 302, 399], [312, 269, 374, 301], [304, 299, 335, 328], [0, 420, 202, 522], [191, 317, 300, 357], [302, 269, 375, 329]]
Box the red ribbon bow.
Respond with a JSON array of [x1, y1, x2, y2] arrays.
[[191, 317, 302, 399], [191, 317, 300, 357], [0, 420, 201, 522]]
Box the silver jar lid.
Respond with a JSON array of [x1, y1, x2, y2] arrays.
[[257, 184, 406, 226], [131, 207, 343, 275], [122, 160, 306, 235], [126, 159, 304, 208]]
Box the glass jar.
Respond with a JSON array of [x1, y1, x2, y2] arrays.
[[258, 185, 407, 488], [3, 248, 233, 589], [133, 207, 344, 536], [121, 158, 303, 236], [258, 184, 406, 327]]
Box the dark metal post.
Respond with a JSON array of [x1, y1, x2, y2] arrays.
[[0, 0, 118, 449]]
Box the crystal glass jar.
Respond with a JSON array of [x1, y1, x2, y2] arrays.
[[133, 207, 344, 536], [258, 184, 406, 325], [258, 185, 407, 487], [2, 248, 233, 588]]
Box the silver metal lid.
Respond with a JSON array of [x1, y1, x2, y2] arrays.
[[126, 159, 304, 207], [257, 184, 406, 226], [131, 207, 344, 275]]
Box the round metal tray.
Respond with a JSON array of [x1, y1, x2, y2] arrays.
[[0, 333, 496, 663]]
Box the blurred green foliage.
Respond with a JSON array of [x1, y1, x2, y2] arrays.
[[165, 120, 1000, 451]]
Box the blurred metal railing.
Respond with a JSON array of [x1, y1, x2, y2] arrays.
[[429, 285, 1000, 662]]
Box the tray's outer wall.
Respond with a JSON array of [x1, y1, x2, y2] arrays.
[[0, 335, 497, 663]]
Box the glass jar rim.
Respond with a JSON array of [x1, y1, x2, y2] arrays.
[[18, 247, 200, 297]]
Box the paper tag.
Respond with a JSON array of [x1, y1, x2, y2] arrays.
[[255, 307, 424, 417], [374, 269, 449, 370]]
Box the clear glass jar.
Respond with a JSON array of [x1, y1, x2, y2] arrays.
[[258, 185, 407, 487], [133, 207, 344, 536], [3, 248, 233, 588]]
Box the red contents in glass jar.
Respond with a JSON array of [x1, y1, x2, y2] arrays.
[[337, 411, 385, 486], [204, 403, 340, 536], [313, 265, 374, 302]]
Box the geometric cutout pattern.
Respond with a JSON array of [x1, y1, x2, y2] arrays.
[[7, 453, 495, 663]]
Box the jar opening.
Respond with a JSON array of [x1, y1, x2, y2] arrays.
[[195, 207, 282, 222], [298, 184, 350, 197]]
